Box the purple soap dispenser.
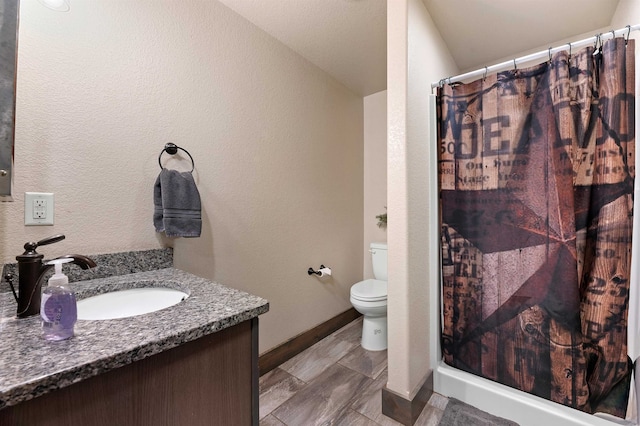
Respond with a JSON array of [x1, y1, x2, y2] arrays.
[[41, 258, 77, 341]]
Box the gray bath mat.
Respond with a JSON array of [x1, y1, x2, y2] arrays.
[[438, 398, 520, 426]]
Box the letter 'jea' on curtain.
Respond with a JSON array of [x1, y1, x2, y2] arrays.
[[437, 37, 635, 417]]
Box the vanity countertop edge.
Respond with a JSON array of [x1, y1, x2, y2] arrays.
[[0, 267, 269, 410]]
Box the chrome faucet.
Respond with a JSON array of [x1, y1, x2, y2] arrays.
[[8, 234, 97, 318]]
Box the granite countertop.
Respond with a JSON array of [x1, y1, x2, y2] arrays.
[[0, 268, 269, 410]]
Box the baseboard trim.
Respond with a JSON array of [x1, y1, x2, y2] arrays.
[[381, 371, 433, 426], [258, 308, 361, 376]]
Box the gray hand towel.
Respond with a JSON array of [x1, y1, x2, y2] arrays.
[[154, 169, 202, 238]]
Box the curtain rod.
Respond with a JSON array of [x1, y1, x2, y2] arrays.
[[431, 24, 640, 89]]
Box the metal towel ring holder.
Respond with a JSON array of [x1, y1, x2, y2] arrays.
[[158, 143, 195, 172]]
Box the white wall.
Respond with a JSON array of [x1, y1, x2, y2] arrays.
[[386, 0, 457, 399], [3, 0, 364, 353], [610, 0, 640, 29], [364, 90, 387, 278]]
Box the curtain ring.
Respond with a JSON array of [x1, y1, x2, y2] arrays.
[[625, 25, 631, 45], [483, 66, 488, 80], [567, 42, 572, 59], [513, 59, 517, 72], [548, 46, 552, 62], [592, 34, 601, 56], [447, 76, 452, 85]]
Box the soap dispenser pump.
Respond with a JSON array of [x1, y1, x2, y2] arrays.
[[41, 258, 77, 341]]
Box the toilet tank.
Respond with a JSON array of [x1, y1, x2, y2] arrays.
[[370, 242, 388, 281]]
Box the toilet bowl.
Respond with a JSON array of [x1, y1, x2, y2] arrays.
[[350, 243, 387, 351]]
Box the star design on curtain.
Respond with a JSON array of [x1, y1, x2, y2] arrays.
[[440, 109, 631, 346]]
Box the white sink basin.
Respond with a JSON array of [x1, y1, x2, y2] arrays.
[[77, 287, 189, 320]]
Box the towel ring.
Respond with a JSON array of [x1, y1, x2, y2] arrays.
[[158, 143, 195, 172]]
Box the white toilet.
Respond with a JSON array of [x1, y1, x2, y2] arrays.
[[350, 242, 388, 351]]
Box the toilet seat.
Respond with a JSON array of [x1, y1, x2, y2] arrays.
[[351, 279, 387, 302]]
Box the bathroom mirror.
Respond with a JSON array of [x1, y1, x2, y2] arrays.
[[0, 0, 18, 201]]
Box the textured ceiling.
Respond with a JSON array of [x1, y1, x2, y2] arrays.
[[424, 0, 620, 72], [218, 0, 621, 97], [217, 0, 387, 97]]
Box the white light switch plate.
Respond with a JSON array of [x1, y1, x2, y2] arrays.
[[25, 192, 54, 225]]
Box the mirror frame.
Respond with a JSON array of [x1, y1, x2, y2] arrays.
[[0, 0, 18, 201]]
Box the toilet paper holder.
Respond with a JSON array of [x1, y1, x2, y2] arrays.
[[308, 265, 332, 277]]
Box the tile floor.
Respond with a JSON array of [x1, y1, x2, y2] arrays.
[[259, 317, 449, 425]]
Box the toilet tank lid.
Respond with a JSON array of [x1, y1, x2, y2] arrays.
[[370, 242, 387, 250]]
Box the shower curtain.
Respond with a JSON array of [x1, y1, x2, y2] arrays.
[[437, 37, 635, 417]]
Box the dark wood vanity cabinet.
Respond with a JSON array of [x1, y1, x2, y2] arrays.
[[0, 318, 259, 426]]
